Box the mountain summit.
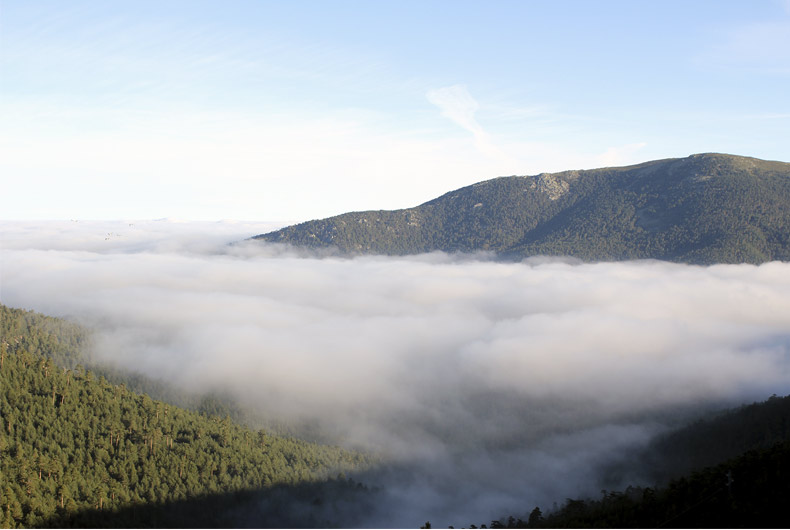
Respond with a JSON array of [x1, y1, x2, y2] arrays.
[[254, 153, 790, 264]]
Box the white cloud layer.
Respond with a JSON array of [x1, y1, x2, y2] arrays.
[[2, 220, 790, 526]]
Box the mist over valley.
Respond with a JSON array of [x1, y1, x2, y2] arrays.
[[3, 218, 790, 526]]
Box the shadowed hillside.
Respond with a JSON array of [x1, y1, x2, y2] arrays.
[[460, 396, 790, 529]]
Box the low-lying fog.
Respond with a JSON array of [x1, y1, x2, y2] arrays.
[[2, 220, 790, 527]]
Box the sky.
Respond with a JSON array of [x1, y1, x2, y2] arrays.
[[1, 0, 789, 222]]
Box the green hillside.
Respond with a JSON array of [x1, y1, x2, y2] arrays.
[[0, 305, 373, 528], [254, 153, 790, 264]]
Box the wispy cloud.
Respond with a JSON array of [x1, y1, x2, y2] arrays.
[[426, 85, 484, 136], [426, 85, 517, 164], [425, 86, 653, 175]]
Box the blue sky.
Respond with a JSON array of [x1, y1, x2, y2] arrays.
[[1, 0, 789, 222]]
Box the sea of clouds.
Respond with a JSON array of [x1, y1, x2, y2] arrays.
[[2, 219, 790, 527]]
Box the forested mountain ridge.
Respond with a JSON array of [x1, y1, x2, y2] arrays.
[[254, 153, 790, 264], [0, 304, 373, 528]]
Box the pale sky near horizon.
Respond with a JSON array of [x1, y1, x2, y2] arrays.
[[1, 0, 789, 222]]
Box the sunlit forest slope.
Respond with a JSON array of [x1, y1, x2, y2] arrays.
[[0, 304, 372, 528]]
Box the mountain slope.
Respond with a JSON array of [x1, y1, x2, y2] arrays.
[[468, 395, 790, 529], [0, 304, 373, 528], [254, 153, 790, 264]]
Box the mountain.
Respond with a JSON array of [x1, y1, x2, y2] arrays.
[[254, 153, 790, 264]]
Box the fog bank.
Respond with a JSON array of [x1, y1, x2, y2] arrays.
[[2, 220, 790, 526]]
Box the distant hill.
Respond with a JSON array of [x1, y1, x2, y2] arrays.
[[254, 153, 790, 264]]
